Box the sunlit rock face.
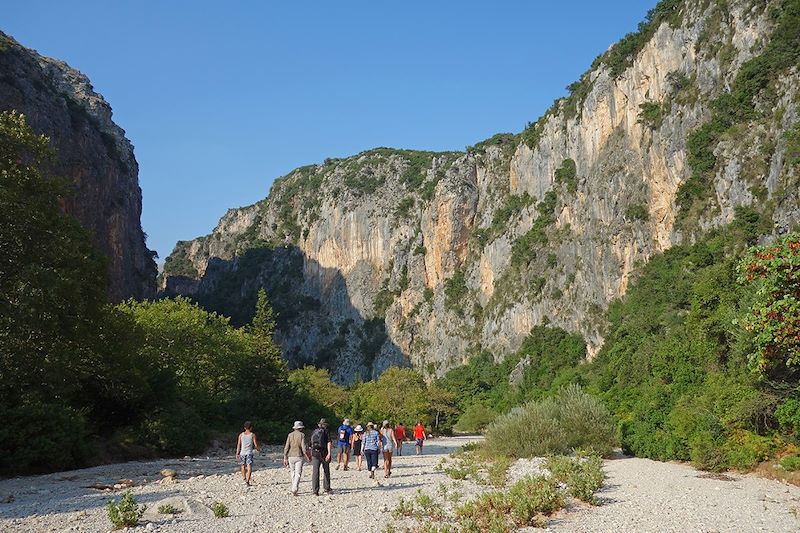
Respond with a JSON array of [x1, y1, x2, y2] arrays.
[[162, 0, 800, 382]]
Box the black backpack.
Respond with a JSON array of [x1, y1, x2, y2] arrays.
[[311, 428, 326, 451]]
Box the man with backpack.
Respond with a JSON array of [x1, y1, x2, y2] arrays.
[[335, 418, 353, 471], [310, 418, 332, 496]]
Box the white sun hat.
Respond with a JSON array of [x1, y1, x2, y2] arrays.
[[292, 421, 304, 429]]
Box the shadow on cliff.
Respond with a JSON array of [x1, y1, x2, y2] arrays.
[[161, 244, 407, 382]]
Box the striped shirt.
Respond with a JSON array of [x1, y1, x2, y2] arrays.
[[362, 429, 380, 451]]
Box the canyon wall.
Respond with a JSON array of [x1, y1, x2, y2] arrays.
[[162, 0, 800, 382]]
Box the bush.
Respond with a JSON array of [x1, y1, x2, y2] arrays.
[[211, 501, 229, 518], [106, 490, 146, 529], [484, 385, 615, 458], [637, 101, 665, 129], [779, 454, 800, 471], [140, 403, 208, 456], [776, 397, 800, 435], [454, 404, 498, 433], [545, 454, 604, 504], [723, 431, 776, 470], [456, 475, 563, 531], [0, 401, 93, 475], [157, 503, 181, 515]]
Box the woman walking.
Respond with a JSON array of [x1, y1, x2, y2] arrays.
[[283, 420, 311, 496], [362, 422, 381, 479], [351, 424, 364, 471], [380, 420, 398, 478]]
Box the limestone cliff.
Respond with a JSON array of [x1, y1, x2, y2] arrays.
[[162, 0, 800, 382], [0, 32, 156, 301]]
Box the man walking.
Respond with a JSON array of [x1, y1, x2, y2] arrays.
[[283, 420, 311, 496], [235, 421, 260, 486], [414, 420, 426, 455], [310, 418, 332, 496], [335, 418, 353, 471]]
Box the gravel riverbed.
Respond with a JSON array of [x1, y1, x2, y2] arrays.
[[1, 437, 798, 532]]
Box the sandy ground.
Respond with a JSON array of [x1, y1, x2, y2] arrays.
[[1, 437, 799, 532]]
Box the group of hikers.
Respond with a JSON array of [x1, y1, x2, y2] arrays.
[[235, 418, 427, 496]]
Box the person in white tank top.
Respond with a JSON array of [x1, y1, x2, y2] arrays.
[[236, 421, 260, 486]]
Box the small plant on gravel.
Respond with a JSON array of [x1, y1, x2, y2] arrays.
[[392, 497, 416, 519], [210, 501, 229, 518], [456, 475, 563, 531], [106, 490, 146, 529], [507, 475, 565, 522], [157, 503, 181, 515], [545, 454, 605, 504], [486, 455, 512, 487], [414, 490, 445, 520]]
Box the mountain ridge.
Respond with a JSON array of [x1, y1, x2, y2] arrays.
[[162, 0, 800, 383]]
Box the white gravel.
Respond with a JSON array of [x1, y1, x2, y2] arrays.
[[1, 439, 799, 532]]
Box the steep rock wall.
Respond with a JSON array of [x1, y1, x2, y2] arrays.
[[0, 32, 156, 301], [162, 0, 800, 382]]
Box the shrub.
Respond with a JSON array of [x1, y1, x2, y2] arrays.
[[444, 269, 468, 313], [456, 475, 563, 531], [454, 404, 498, 433], [211, 501, 229, 518], [637, 101, 665, 129], [779, 454, 800, 471], [0, 401, 93, 475], [625, 203, 649, 221], [776, 397, 800, 435], [106, 490, 146, 529], [484, 385, 615, 458], [157, 503, 181, 515], [139, 403, 208, 456], [724, 431, 776, 470], [545, 454, 604, 504], [554, 159, 578, 193]]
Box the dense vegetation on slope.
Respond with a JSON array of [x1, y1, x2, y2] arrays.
[[439, 209, 800, 471]]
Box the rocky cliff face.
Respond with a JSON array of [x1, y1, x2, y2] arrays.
[[162, 0, 800, 383], [0, 32, 156, 301]]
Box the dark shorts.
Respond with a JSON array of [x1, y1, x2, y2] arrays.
[[338, 443, 350, 453], [239, 453, 254, 466], [415, 438, 424, 447]]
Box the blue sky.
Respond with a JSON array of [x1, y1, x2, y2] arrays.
[[3, 1, 655, 260]]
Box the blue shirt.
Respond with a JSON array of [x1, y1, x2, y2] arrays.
[[337, 425, 353, 445], [362, 429, 380, 451]]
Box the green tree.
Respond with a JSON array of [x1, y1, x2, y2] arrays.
[[232, 288, 290, 419], [288, 366, 349, 422], [0, 111, 115, 472]]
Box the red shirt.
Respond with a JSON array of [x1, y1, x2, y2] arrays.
[[394, 425, 405, 441], [414, 424, 425, 439]]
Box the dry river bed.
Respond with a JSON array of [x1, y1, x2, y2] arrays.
[[1, 437, 799, 532]]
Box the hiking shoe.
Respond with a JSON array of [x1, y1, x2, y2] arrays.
[[335, 464, 340, 470], [343, 466, 349, 471]]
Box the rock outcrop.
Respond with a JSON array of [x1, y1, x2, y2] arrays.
[[162, 0, 800, 382], [0, 32, 156, 301]]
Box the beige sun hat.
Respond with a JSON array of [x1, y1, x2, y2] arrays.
[[292, 421, 304, 430]]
